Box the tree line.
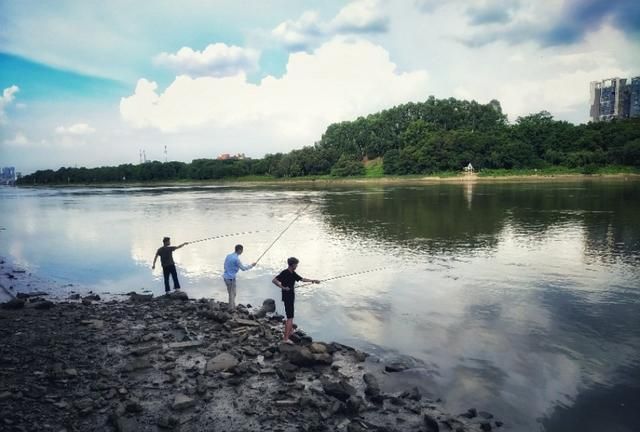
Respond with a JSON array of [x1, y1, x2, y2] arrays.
[[18, 97, 640, 184]]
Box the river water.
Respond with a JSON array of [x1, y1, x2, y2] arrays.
[[1, 180, 639, 431]]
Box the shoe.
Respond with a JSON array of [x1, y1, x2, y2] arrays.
[[283, 339, 294, 345]]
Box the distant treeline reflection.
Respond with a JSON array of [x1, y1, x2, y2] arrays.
[[19, 97, 640, 184]]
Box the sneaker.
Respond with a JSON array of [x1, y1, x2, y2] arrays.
[[283, 339, 294, 345]]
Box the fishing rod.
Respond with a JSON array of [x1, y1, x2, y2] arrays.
[[296, 266, 391, 289], [254, 203, 312, 264], [188, 230, 269, 245]]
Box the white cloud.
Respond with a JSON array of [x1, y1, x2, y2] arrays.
[[154, 43, 260, 77], [272, 11, 324, 51], [121, 38, 429, 144], [55, 123, 96, 135], [330, 0, 389, 33], [3, 132, 29, 146], [0, 85, 20, 124], [272, 0, 388, 51]]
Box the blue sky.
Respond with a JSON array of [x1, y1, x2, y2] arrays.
[[1, 0, 639, 173]]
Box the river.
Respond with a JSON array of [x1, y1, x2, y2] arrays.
[[1, 179, 638, 431]]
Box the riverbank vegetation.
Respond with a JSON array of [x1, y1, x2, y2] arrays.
[[18, 97, 640, 184]]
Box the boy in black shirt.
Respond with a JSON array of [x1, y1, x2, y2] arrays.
[[152, 237, 189, 293], [272, 257, 319, 343]]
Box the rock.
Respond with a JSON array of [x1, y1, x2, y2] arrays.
[[460, 408, 477, 419], [402, 386, 422, 401], [123, 357, 152, 372], [128, 345, 160, 356], [167, 340, 203, 350], [68, 293, 81, 300], [64, 368, 78, 377], [80, 319, 104, 329], [480, 421, 492, 431], [130, 293, 153, 302], [234, 318, 260, 327], [33, 300, 54, 310], [310, 342, 328, 354], [125, 400, 143, 413], [254, 298, 276, 318], [313, 353, 333, 365], [84, 294, 101, 301], [353, 350, 368, 362], [0, 391, 11, 401], [81, 298, 92, 306], [280, 344, 315, 367], [165, 291, 188, 301], [205, 352, 239, 372], [322, 378, 357, 402], [111, 413, 140, 432], [479, 411, 494, 419], [363, 373, 383, 403], [16, 291, 48, 298], [172, 394, 196, 411], [1, 299, 25, 310], [275, 362, 298, 382], [345, 395, 364, 415], [424, 413, 440, 432], [157, 414, 179, 429], [385, 362, 409, 373]]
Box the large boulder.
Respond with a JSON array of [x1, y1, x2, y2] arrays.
[[321, 378, 357, 402], [206, 352, 239, 373], [165, 291, 188, 301], [254, 298, 276, 318]]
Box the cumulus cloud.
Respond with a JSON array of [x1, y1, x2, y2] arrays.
[[154, 43, 260, 77], [0, 85, 20, 124], [120, 38, 429, 143], [450, 0, 640, 47], [55, 123, 96, 135], [330, 0, 389, 33], [272, 0, 388, 51], [272, 11, 325, 51]]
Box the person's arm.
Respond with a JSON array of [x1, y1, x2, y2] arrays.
[[301, 277, 320, 284], [238, 258, 255, 271], [152, 252, 159, 269], [175, 242, 189, 250], [272, 276, 290, 291]]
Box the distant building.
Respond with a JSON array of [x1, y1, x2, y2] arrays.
[[1, 167, 16, 185], [216, 153, 246, 160], [590, 76, 640, 122]]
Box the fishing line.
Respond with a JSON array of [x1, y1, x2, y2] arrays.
[[296, 266, 391, 289], [255, 203, 312, 264], [188, 230, 268, 244]]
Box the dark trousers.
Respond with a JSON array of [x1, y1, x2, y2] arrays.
[[162, 265, 180, 292]]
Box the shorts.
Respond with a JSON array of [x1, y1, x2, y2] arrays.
[[282, 290, 295, 319]]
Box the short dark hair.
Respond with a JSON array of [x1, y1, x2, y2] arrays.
[[235, 244, 244, 252], [287, 257, 299, 266], [163, 237, 170, 243]]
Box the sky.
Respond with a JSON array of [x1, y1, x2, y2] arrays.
[[1, 0, 639, 173]]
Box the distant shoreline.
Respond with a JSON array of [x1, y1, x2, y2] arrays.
[[13, 172, 640, 188]]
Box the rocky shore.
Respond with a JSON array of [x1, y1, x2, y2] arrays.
[[1, 291, 504, 432]]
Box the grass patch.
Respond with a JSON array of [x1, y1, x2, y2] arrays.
[[364, 158, 384, 178]]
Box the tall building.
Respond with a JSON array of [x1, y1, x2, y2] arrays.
[[630, 77, 640, 118], [590, 76, 640, 122], [1, 167, 16, 185]]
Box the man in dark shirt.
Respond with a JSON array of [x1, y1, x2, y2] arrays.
[[152, 237, 189, 293], [272, 257, 319, 344]]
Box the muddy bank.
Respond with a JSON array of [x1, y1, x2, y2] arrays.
[[0, 291, 504, 432]]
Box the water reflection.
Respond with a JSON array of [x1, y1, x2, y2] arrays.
[[0, 180, 639, 432]]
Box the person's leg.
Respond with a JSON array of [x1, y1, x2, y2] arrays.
[[283, 295, 295, 342], [170, 265, 180, 290], [225, 279, 236, 310], [162, 266, 171, 293]]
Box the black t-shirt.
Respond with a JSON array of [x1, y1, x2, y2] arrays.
[[157, 246, 177, 267], [276, 269, 302, 291]]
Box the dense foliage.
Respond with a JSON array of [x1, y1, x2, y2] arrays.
[[18, 97, 640, 184]]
